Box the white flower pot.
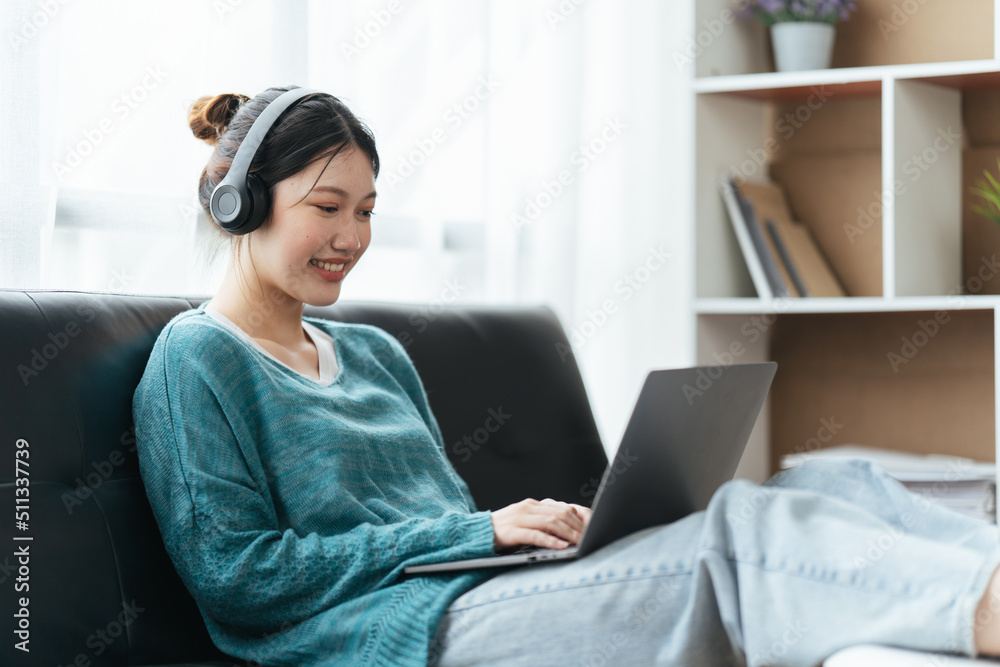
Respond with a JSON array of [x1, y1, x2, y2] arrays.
[[770, 22, 836, 72]]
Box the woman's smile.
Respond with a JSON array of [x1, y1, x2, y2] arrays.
[[309, 257, 347, 281]]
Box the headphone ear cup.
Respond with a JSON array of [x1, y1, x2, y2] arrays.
[[238, 173, 270, 235]]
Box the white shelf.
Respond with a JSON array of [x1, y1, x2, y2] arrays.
[[692, 0, 1000, 492], [696, 296, 1000, 315], [694, 59, 1000, 96]]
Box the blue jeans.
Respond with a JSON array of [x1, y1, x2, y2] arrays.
[[427, 458, 1000, 666]]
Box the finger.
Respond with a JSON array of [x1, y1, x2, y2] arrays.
[[517, 500, 586, 541], [568, 503, 593, 522], [537, 503, 586, 533], [520, 509, 585, 543], [536, 500, 586, 530], [512, 527, 570, 550]]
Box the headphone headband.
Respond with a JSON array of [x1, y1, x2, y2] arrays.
[[210, 87, 321, 235]]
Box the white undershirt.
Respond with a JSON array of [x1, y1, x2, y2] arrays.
[[202, 308, 340, 386]]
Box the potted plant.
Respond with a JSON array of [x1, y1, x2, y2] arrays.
[[741, 0, 858, 72], [970, 159, 1000, 227]]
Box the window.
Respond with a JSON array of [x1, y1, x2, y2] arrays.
[[34, 0, 496, 301]]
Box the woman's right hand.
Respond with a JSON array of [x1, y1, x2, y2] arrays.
[[490, 498, 592, 552]]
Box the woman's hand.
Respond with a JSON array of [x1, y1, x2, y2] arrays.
[[491, 498, 593, 552]]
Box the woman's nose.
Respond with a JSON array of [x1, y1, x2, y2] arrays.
[[328, 220, 362, 251]]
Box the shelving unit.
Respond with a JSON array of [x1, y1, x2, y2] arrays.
[[692, 0, 1000, 490]]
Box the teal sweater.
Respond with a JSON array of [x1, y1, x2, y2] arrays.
[[132, 304, 502, 666]]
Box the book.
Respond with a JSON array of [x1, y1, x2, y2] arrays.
[[735, 185, 793, 297], [717, 174, 779, 298], [780, 444, 996, 524], [768, 151, 882, 297], [765, 218, 809, 297], [737, 180, 847, 298]]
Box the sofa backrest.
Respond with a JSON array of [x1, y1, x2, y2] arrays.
[[0, 290, 608, 666]]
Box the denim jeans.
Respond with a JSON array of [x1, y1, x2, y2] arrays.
[[427, 458, 1000, 667]]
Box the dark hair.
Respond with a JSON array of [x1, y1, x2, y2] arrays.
[[187, 85, 380, 294]]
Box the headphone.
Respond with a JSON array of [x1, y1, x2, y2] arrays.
[[209, 87, 320, 235]]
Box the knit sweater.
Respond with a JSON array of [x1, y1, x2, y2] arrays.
[[132, 303, 502, 666]]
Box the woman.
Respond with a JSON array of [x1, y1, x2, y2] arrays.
[[133, 85, 1000, 667]]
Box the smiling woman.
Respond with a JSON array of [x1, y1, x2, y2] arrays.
[[189, 89, 378, 305], [130, 83, 1000, 667], [193, 88, 382, 381], [132, 85, 596, 666]]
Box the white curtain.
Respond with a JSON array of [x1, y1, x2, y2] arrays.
[[483, 0, 694, 452], [307, 0, 695, 452], [1, 0, 57, 289], [2, 0, 695, 456]]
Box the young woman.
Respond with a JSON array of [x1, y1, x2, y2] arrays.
[[133, 85, 1000, 667]]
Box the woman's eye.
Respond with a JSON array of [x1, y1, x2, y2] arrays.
[[317, 206, 338, 214], [360, 210, 375, 219]]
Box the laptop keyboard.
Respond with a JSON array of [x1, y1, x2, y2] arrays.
[[509, 544, 545, 555], [508, 544, 580, 556]]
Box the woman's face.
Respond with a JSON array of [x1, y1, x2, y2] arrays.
[[247, 146, 376, 308]]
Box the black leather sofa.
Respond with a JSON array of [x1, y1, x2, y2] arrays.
[[0, 289, 609, 666]]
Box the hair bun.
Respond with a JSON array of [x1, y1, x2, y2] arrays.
[[188, 93, 251, 146]]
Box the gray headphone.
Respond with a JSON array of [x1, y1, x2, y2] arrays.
[[209, 87, 319, 235]]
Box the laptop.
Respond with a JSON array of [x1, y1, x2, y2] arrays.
[[403, 361, 778, 575]]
